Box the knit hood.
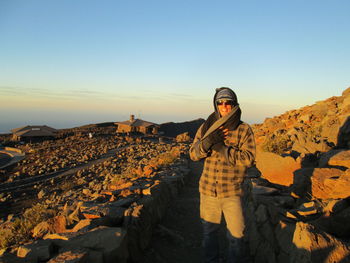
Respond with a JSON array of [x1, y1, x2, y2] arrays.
[[213, 87, 238, 118], [200, 87, 241, 137]]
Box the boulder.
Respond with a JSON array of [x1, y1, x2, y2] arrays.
[[311, 168, 350, 199], [319, 150, 350, 168], [319, 149, 344, 167], [312, 206, 350, 238], [292, 135, 331, 154], [256, 150, 301, 186], [290, 168, 314, 199], [17, 240, 53, 262], [291, 222, 350, 263], [32, 215, 67, 239], [71, 219, 92, 233], [175, 132, 191, 143], [51, 227, 128, 263], [274, 221, 295, 255], [327, 150, 350, 168]]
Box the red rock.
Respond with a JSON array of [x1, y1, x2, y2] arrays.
[[71, 219, 92, 232], [311, 168, 349, 199], [82, 213, 101, 219], [256, 150, 301, 186], [143, 165, 154, 177], [292, 222, 350, 262], [109, 181, 133, 191], [32, 216, 67, 238], [328, 150, 350, 168]]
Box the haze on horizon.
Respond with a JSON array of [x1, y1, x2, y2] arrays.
[[0, 0, 349, 133]]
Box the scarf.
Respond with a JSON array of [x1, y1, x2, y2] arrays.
[[201, 105, 242, 138]]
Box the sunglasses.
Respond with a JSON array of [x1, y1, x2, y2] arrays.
[[216, 100, 234, 106]]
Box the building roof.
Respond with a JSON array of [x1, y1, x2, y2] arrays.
[[11, 125, 57, 137], [115, 119, 159, 128]]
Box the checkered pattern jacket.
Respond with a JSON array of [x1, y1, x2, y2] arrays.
[[190, 122, 256, 197]]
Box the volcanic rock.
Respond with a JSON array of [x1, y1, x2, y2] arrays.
[[311, 168, 350, 199], [291, 222, 350, 263], [255, 150, 301, 186]]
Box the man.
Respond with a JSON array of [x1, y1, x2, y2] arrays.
[[190, 87, 256, 263]]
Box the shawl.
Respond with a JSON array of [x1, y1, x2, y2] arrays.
[[201, 105, 242, 139]]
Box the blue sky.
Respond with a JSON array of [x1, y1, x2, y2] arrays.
[[0, 0, 349, 132]]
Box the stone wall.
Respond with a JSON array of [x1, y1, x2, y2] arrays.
[[243, 176, 350, 263]]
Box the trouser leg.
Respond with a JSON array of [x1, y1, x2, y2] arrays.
[[202, 219, 221, 263], [200, 194, 222, 263], [221, 196, 249, 263]]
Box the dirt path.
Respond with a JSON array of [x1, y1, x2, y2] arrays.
[[144, 160, 204, 263]]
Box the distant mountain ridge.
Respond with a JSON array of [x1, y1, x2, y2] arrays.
[[159, 118, 205, 138]]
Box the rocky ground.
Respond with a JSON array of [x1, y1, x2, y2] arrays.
[[0, 126, 192, 257]]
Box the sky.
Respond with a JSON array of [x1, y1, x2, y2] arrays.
[[0, 0, 349, 133]]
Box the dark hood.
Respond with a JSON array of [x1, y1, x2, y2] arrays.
[[213, 87, 238, 118]]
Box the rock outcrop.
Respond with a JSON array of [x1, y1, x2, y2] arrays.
[[253, 87, 350, 155], [246, 87, 350, 263]]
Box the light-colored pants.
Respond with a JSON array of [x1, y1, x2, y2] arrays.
[[200, 193, 245, 238]]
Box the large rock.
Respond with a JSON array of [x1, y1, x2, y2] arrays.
[[291, 135, 331, 154], [291, 222, 350, 263], [32, 215, 67, 238], [17, 240, 53, 262], [291, 168, 314, 198], [320, 149, 350, 168], [311, 168, 350, 199], [47, 227, 128, 263], [256, 150, 301, 186], [175, 132, 191, 143], [312, 206, 350, 238]]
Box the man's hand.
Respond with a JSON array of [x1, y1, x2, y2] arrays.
[[200, 127, 228, 152], [212, 141, 227, 156]]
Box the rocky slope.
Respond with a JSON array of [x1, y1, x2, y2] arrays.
[[249, 88, 350, 262], [253, 87, 350, 154]]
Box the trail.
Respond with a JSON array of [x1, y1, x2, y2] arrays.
[[144, 160, 204, 263]]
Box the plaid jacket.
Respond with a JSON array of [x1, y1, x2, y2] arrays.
[[190, 122, 256, 197]]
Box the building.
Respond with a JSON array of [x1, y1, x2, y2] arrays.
[[11, 125, 58, 141], [115, 115, 159, 135]]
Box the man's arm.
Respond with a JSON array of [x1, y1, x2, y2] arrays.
[[189, 124, 209, 161], [212, 124, 256, 167]]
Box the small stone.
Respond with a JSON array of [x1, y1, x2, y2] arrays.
[[38, 189, 46, 199]]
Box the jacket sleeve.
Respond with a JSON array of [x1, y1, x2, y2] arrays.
[[189, 124, 209, 161], [226, 124, 256, 167]]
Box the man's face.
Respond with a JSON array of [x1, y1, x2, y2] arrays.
[[217, 100, 234, 117]]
